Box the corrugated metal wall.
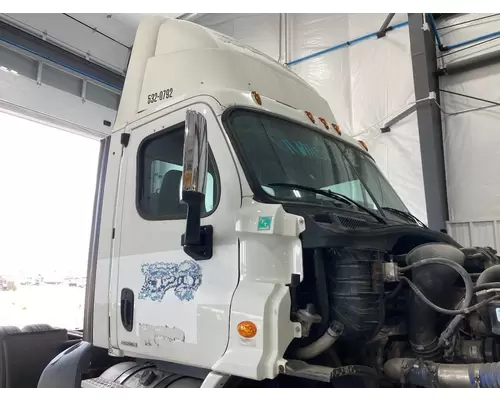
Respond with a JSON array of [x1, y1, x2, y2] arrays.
[[447, 219, 500, 249]]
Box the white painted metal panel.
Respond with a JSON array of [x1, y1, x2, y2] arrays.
[[447, 219, 500, 250], [111, 98, 241, 368]]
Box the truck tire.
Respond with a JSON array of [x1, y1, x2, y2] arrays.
[[22, 324, 53, 332], [0, 326, 22, 337]]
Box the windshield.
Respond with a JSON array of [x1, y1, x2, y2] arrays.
[[226, 109, 409, 218]]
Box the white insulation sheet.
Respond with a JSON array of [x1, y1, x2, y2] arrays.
[[194, 13, 427, 222], [438, 14, 500, 222]]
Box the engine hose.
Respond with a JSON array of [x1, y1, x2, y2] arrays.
[[475, 282, 500, 292], [401, 257, 476, 353], [440, 283, 500, 346], [439, 315, 465, 348], [294, 321, 343, 360], [476, 265, 500, 331], [384, 358, 500, 388], [401, 277, 500, 315], [385, 280, 404, 301], [398, 257, 474, 315]]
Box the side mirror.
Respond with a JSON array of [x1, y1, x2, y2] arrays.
[[182, 110, 208, 197], [180, 109, 213, 260]]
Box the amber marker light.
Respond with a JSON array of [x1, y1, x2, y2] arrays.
[[237, 321, 257, 338], [305, 111, 315, 123], [251, 91, 262, 105], [318, 117, 330, 130], [359, 140, 369, 152]]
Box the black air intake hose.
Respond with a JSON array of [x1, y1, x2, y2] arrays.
[[405, 243, 465, 358]]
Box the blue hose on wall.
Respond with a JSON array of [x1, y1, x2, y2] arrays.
[[286, 20, 409, 66]]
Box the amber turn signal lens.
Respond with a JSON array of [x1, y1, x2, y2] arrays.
[[251, 91, 262, 105], [237, 321, 257, 338], [305, 111, 315, 123], [333, 124, 341, 135], [358, 140, 369, 152], [318, 117, 330, 130]]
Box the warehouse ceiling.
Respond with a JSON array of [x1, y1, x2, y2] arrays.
[[0, 13, 184, 75], [2, 13, 449, 78], [64, 13, 185, 46]]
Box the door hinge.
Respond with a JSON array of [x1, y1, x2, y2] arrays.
[[108, 347, 124, 357], [112, 228, 115, 239], [120, 132, 131, 147]]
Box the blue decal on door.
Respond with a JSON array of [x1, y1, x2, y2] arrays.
[[138, 260, 202, 302]]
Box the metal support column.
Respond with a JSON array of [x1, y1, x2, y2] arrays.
[[408, 13, 449, 231], [280, 13, 289, 65]]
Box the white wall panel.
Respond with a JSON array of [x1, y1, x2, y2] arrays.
[[193, 14, 280, 60], [193, 13, 426, 222], [345, 15, 426, 222], [289, 14, 353, 135], [438, 14, 500, 223]]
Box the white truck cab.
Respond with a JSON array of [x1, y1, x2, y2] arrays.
[[37, 17, 500, 389]]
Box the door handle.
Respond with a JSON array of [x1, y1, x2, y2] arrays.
[[120, 288, 134, 332]]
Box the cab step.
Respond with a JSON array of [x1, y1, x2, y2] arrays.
[[81, 377, 126, 388]]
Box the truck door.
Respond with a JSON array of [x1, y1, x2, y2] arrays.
[[111, 102, 241, 368]]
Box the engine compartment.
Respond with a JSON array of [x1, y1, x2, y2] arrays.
[[283, 208, 500, 388]]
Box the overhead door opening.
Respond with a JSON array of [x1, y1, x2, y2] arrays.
[[0, 110, 100, 330]]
